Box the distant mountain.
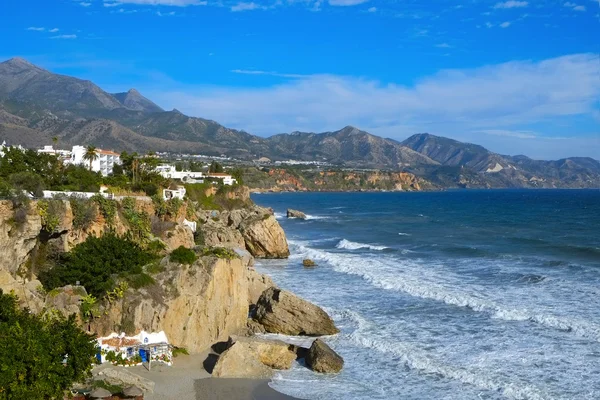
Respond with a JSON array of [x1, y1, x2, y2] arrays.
[[401, 133, 600, 188], [0, 57, 598, 189], [112, 88, 163, 113], [266, 126, 439, 167]]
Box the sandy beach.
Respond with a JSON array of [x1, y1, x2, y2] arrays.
[[95, 352, 301, 400]]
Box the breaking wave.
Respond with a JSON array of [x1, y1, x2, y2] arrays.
[[336, 239, 388, 251]]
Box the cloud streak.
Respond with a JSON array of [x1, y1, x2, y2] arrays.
[[103, 0, 206, 6], [148, 53, 600, 158]]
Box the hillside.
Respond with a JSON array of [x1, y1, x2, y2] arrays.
[[0, 57, 598, 189]]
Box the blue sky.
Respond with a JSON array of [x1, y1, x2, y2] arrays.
[[2, 0, 599, 159]]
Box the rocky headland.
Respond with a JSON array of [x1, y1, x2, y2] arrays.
[[0, 186, 343, 396]]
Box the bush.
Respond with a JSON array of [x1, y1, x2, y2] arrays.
[[39, 232, 157, 298], [91, 195, 117, 225], [128, 273, 156, 289], [0, 290, 97, 399], [201, 247, 238, 260], [37, 199, 64, 233], [70, 197, 98, 230], [170, 246, 197, 265], [120, 197, 151, 242]]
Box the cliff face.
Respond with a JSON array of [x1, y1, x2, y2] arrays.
[[0, 201, 42, 276], [92, 256, 251, 353]]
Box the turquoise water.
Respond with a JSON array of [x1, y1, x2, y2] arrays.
[[252, 190, 600, 400]]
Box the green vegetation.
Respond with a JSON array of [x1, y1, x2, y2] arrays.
[[91, 195, 117, 225], [184, 183, 221, 210], [120, 197, 151, 242], [152, 195, 183, 219], [201, 246, 238, 260], [209, 160, 224, 173], [172, 347, 190, 358], [170, 246, 197, 265], [69, 196, 98, 230], [39, 232, 157, 298], [37, 199, 64, 233], [0, 290, 97, 399]]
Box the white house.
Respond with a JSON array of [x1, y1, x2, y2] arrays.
[[207, 172, 237, 186], [70, 146, 121, 176], [155, 164, 204, 181], [37, 145, 72, 160]]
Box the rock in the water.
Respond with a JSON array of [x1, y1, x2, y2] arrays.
[[302, 259, 316, 267], [240, 215, 290, 259], [305, 339, 344, 373], [96, 367, 155, 393], [287, 209, 307, 219], [254, 287, 339, 336], [211, 342, 273, 379]]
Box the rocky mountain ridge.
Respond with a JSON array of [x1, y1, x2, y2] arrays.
[[1, 57, 598, 188]]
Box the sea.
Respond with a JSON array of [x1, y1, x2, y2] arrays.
[[251, 189, 600, 400]]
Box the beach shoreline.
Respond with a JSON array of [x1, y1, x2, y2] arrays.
[[97, 351, 301, 400]]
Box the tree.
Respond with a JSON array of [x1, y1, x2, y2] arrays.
[[0, 290, 97, 399], [82, 146, 98, 171], [52, 136, 58, 147], [209, 161, 224, 173]]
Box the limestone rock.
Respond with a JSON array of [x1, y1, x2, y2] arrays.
[[287, 209, 307, 219], [302, 259, 316, 267], [305, 339, 344, 373], [96, 367, 155, 393], [228, 336, 297, 369], [247, 268, 275, 305], [45, 285, 87, 319], [240, 215, 289, 259], [162, 225, 195, 251], [0, 200, 42, 275], [254, 287, 339, 336], [200, 220, 246, 248], [91, 257, 250, 353], [211, 342, 273, 379], [242, 318, 266, 335]]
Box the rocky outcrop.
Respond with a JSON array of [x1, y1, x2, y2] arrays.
[[305, 339, 344, 373], [212, 336, 297, 378], [45, 285, 87, 320], [303, 259, 316, 267], [0, 200, 42, 275], [196, 206, 289, 259], [91, 256, 251, 353], [212, 343, 273, 379], [240, 215, 289, 258], [161, 224, 195, 250], [287, 209, 307, 219], [247, 268, 276, 305], [254, 287, 339, 336]]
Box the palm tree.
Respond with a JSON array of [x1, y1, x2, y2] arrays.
[[83, 146, 98, 171], [52, 136, 58, 147]]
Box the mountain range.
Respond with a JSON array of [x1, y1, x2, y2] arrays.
[[1, 57, 598, 189]]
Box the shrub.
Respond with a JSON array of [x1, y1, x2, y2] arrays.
[[69, 197, 98, 230], [172, 347, 189, 358], [201, 247, 238, 260], [37, 199, 64, 233], [0, 290, 97, 399], [38, 232, 157, 298], [120, 197, 151, 242], [91, 195, 117, 225], [170, 246, 197, 265], [128, 273, 156, 289]]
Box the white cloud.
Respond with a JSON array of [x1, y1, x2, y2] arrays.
[[79, 2, 92, 6], [500, 21, 511, 28], [480, 129, 537, 139], [230, 2, 263, 11], [367, 6, 376, 12], [148, 53, 600, 159], [231, 69, 307, 78], [564, 2, 586, 11], [493, 1, 528, 9], [103, 0, 205, 6], [49, 28, 60, 33], [329, 0, 369, 5], [485, 22, 494, 28], [27, 26, 45, 31], [156, 10, 176, 15], [51, 34, 77, 39], [436, 43, 452, 48]]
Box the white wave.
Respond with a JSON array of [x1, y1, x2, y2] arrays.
[[336, 239, 388, 251], [289, 240, 600, 342], [274, 212, 285, 220], [328, 206, 346, 210], [348, 320, 550, 400], [305, 214, 330, 220]]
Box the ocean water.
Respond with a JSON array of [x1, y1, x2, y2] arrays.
[[251, 190, 600, 400]]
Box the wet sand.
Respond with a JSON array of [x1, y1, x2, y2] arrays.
[[111, 352, 301, 400]]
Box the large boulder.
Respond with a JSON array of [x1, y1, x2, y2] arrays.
[[240, 215, 289, 259], [96, 367, 155, 392], [228, 336, 297, 369], [287, 209, 307, 219], [254, 287, 339, 336], [247, 269, 275, 305], [305, 339, 344, 373], [211, 342, 273, 379]]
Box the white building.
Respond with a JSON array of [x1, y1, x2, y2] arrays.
[[70, 146, 121, 176], [207, 172, 237, 186], [37, 145, 72, 159], [155, 164, 204, 181], [0, 141, 25, 157]]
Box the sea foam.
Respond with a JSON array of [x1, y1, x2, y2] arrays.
[[336, 239, 388, 251]]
